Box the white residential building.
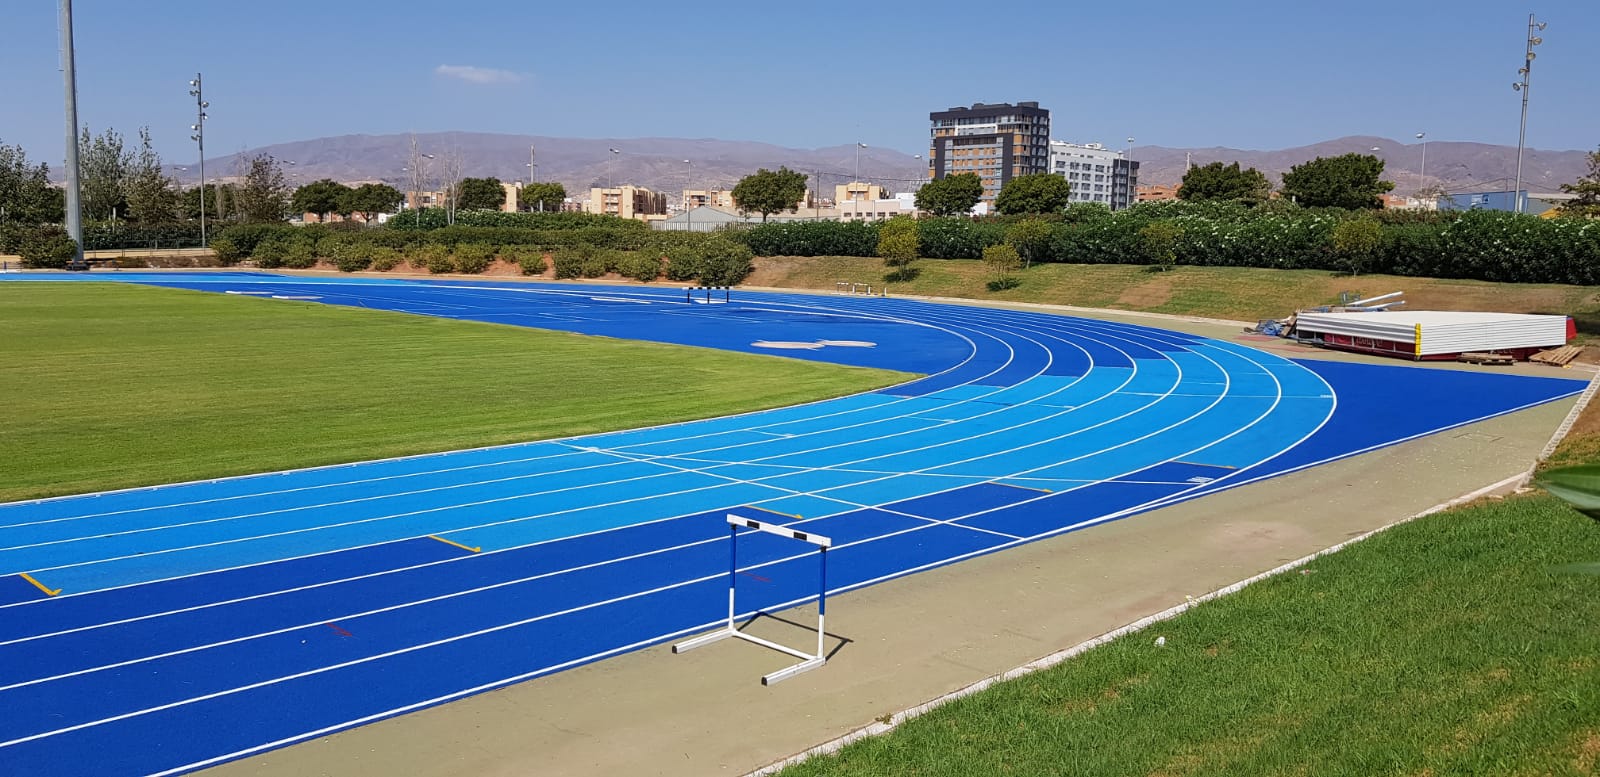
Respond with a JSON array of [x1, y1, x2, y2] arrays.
[[1049, 141, 1140, 210]]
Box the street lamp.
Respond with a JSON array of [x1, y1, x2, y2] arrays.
[[1512, 14, 1546, 213], [188, 73, 209, 246], [684, 159, 693, 232], [1415, 132, 1427, 195], [854, 142, 866, 197], [406, 152, 434, 225]]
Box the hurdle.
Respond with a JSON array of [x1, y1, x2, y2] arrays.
[[685, 285, 731, 303], [673, 514, 833, 685]]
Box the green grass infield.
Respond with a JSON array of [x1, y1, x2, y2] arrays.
[[0, 282, 910, 502]]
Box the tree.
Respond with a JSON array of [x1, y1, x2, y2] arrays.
[[436, 150, 464, 225], [1279, 153, 1394, 210], [1004, 219, 1053, 269], [1178, 161, 1271, 203], [994, 173, 1072, 215], [78, 126, 131, 221], [1139, 220, 1182, 272], [347, 183, 404, 222], [123, 128, 180, 224], [234, 154, 291, 223], [1557, 146, 1600, 218], [731, 166, 808, 222], [456, 177, 505, 211], [183, 183, 237, 222], [0, 141, 64, 224], [915, 173, 983, 216], [877, 215, 920, 282], [982, 243, 1022, 291], [291, 179, 353, 220], [1332, 218, 1382, 275], [519, 182, 566, 212]]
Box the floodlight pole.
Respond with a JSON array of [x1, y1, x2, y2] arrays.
[[59, 0, 83, 264], [1512, 13, 1545, 214], [189, 73, 209, 247]]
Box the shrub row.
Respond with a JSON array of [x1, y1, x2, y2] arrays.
[[724, 204, 1600, 286], [227, 226, 754, 285], [383, 208, 651, 232]]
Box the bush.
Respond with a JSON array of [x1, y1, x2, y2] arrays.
[[618, 252, 662, 282], [1139, 220, 1183, 272], [506, 246, 547, 275], [1005, 219, 1054, 268], [739, 220, 878, 257], [368, 247, 403, 272], [334, 253, 372, 272], [699, 236, 754, 285], [918, 218, 1006, 259], [1332, 218, 1382, 276], [878, 216, 920, 282], [209, 237, 243, 266], [551, 245, 592, 279], [407, 243, 450, 271], [18, 227, 77, 268], [581, 249, 622, 278], [452, 243, 496, 274], [661, 244, 705, 281], [281, 240, 317, 269]]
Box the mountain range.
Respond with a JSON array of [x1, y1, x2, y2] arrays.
[[169, 132, 1593, 198]]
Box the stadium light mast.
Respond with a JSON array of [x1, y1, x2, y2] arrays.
[[59, 0, 83, 265], [1511, 13, 1546, 214], [189, 74, 209, 246]]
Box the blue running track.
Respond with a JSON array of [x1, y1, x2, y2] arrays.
[[0, 272, 1584, 775]]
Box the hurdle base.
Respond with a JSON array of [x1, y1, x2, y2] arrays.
[[672, 628, 826, 685], [762, 656, 825, 686]]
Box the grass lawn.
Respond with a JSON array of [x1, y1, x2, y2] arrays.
[[0, 283, 909, 502], [747, 257, 1600, 338], [779, 492, 1600, 776]]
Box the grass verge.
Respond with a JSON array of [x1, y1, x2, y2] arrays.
[[747, 257, 1600, 338], [779, 491, 1600, 776], [0, 283, 909, 502]]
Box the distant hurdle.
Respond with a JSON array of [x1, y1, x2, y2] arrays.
[[832, 280, 883, 296], [673, 514, 833, 685], [685, 285, 731, 303]]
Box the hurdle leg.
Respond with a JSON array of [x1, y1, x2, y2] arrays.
[[673, 524, 739, 653]]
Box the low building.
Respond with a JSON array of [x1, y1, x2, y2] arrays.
[[1136, 183, 1180, 203], [683, 189, 736, 212], [585, 185, 668, 220], [835, 182, 885, 203], [838, 193, 919, 222]]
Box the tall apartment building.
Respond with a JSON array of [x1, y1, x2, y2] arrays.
[[929, 101, 1051, 203], [1049, 141, 1140, 210]]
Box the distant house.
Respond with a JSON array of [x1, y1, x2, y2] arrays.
[[1136, 183, 1180, 203]]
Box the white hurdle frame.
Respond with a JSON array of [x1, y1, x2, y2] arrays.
[[672, 514, 833, 685]]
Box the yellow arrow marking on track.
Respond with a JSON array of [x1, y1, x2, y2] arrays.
[[20, 572, 61, 596], [428, 535, 481, 553]]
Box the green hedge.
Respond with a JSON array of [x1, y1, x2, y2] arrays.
[[384, 209, 648, 232], [725, 203, 1600, 286]]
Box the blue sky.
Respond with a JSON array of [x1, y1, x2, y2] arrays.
[[3, 0, 1597, 167]]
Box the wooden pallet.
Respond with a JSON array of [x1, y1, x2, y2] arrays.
[[1458, 352, 1515, 365], [1531, 345, 1584, 367]]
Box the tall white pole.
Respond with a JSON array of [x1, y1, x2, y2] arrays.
[[1415, 132, 1426, 195], [684, 159, 692, 232], [59, 0, 83, 264], [1513, 13, 1545, 214], [189, 74, 208, 246]]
